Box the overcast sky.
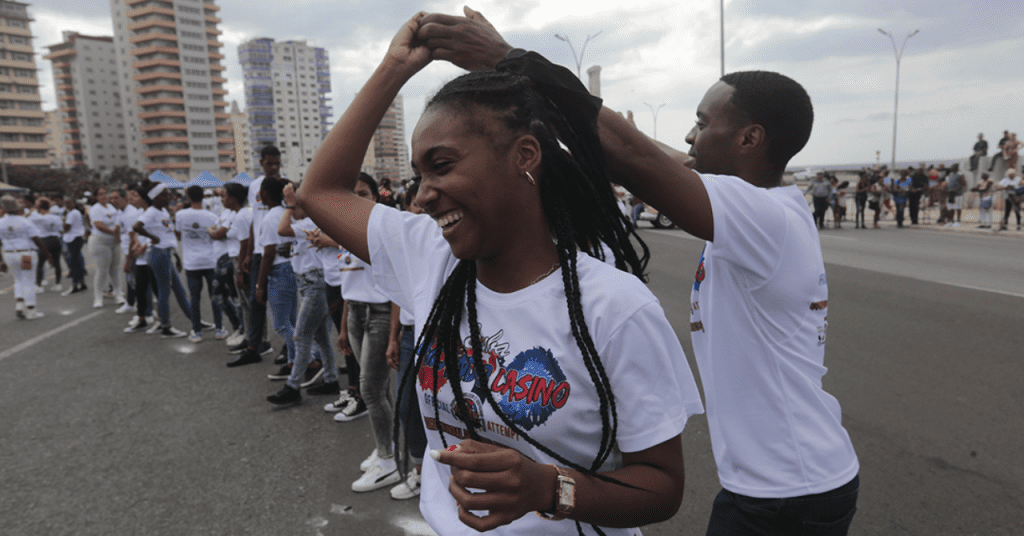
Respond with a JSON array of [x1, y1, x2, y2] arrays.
[[27, 0, 1024, 168]]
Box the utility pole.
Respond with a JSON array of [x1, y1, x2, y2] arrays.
[[644, 102, 666, 140], [878, 28, 920, 171], [554, 31, 602, 79]]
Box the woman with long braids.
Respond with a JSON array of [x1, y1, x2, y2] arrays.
[[300, 14, 702, 536]]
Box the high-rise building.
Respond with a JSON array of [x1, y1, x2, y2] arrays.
[[371, 94, 409, 184], [229, 99, 249, 175], [238, 38, 331, 181], [109, 0, 233, 180], [43, 109, 64, 167], [42, 32, 129, 172], [0, 0, 48, 168]]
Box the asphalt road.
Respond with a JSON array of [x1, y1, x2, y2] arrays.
[[2, 225, 1022, 535]]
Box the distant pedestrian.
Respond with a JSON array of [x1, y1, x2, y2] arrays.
[[29, 197, 64, 292], [998, 169, 1021, 231], [805, 172, 830, 229], [970, 133, 987, 172], [944, 164, 965, 227], [1, 194, 56, 319], [854, 172, 869, 228], [974, 173, 995, 229], [61, 196, 87, 295], [894, 170, 912, 228]]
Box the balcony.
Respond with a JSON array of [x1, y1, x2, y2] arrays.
[[125, 6, 176, 18], [218, 149, 234, 156], [0, 125, 46, 134], [205, 15, 221, 23], [212, 100, 228, 108], [208, 52, 225, 60], [144, 161, 191, 170], [125, 0, 171, 5], [127, 19, 176, 31], [60, 116, 79, 123], [210, 76, 227, 84], [142, 149, 190, 158], [203, 2, 220, 11], [211, 88, 228, 96], [42, 48, 76, 60], [130, 45, 180, 57], [215, 137, 233, 144], [219, 161, 236, 168], [0, 58, 37, 70], [209, 64, 226, 72], [128, 32, 177, 44], [1, 141, 52, 151], [140, 136, 189, 145], [63, 128, 80, 134], [138, 110, 186, 119], [134, 71, 182, 82], [215, 124, 232, 131], [6, 157, 51, 167], [136, 84, 184, 94], [53, 72, 72, 80], [205, 27, 222, 36], [139, 122, 187, 132], [57, 95, 76, 102], [206, 40, 223, 48], [132, 58, 181, 70], [137, 97, 185, 107]]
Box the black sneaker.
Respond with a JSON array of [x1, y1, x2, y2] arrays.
[[333, 397, 368, 422], [267, 385, 301, 405], [268, 364, 291, 381], [124, 319, 148, 333], [307, 380, 341, 396], [273, 347, 288, 365], [200, 320, 216, 331], [258, 341, 274, 356], [226, 349, 262, 368], [228, 341, 248, 354]]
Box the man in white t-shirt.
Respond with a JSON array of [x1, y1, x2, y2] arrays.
[[175, 185, 225, 342], [997, 169, 1021, 231]]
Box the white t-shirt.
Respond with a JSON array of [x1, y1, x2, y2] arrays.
[[50, 205, 65, 219], [999, 176, 1021, 194], [89, 202, 119, 237], [258, 205, 292, 266], [228, 206, 252, 245], [203, 195, 223, 215], [1, 214, 40, 250], [29, 212, 62, 238], [212, 208, 238, 259], [320, 245, 343, 287], [174, 207, 218, 271], [248, 177, 271, 253], [289, 217, 320, 275], [690, 174, 859, 498], [367, 205, 704, 536], [338, 244, 388, 303], [62, 208, 85, 242], [136, 207, 176, 250], [118, 205, 142, 255]]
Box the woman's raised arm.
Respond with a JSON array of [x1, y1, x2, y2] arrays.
[[298, 14, 432, 263]]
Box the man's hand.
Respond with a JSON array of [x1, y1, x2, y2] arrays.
[[336, 331, 353, 357], [417, 7, 512, 71], [385, 339, 400, 370]]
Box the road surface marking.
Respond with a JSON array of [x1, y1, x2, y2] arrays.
[[0, 311, 104, 362]]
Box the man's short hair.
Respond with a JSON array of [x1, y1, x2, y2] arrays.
[[260, 145, 281, 159], [186, 185, 204, 202], [223, 183, 247, 206], [720, 71, 814, 175]]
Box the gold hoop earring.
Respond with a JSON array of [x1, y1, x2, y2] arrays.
[[525, 171, 536, 186]]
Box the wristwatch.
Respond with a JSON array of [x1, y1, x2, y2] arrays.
[[536, 465, 575, 521]]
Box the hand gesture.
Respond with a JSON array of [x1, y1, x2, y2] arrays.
[[384, 12, 432, 74], [418, 7, 512, 71], [430, 439, 554, 532], [283, 182, 297, 208]]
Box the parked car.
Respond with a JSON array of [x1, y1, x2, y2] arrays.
[[637, 204, 676, 229]]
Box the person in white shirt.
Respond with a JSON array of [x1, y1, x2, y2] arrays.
[[133, 181, 193, 338], [997, 169, 1021, 231], [29, 197, 64, 292], [207, 182, 245, 342], [88, 188, 123, 308], [108, 189, 132, 312], [299, 14, 703, 535], [123, 185, 156, 333], [175, 185, 226, 342], [1, 195, 56, 319], [253, 177, 297, 371], [61, 196, 87, 295]]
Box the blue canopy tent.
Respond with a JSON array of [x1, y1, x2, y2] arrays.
[[148, 170, 185, 188], [228, 172, 253, 186], [187, 170, 225, 188], [0, 181, 27, 193]]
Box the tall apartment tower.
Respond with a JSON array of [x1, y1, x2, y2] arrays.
[[228, 99, 249, 175], [43, 32, 129, 172], [238, 38, 331, 181], [43, 109, 65, 167], [109, 0, 232, 180], [0, 0, 48, 168], [371, 94, 410, 184]]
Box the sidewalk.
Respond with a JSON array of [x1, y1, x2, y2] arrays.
[[824, 207, 1024, 238]]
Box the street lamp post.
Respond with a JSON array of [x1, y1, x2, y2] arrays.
[[644, 102, 666, 140], [878, 28, 919, 171], [554, 31, 602, 79]]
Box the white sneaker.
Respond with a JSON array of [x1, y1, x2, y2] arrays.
[[352, 456, 400, 492], [115, 294, 126, 305], [952, 222, 961, 227], [51, 284, 62, 292], [214, 328, 229, 340], [188, 330, 203, 343], [226, 330, 245, 346], [115, 303, 133, 314], [360, 448, 379, 472], [390, 467, 421, 500], [146, 323, 162, 335], [36, 285, 45, 293], [324, 391, 353, 412], [161, 326, 188, 339], [25, 309, 44, 320], [93, 299, 103, 308]]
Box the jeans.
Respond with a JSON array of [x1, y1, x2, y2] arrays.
[[266, 262, 296, 362], [36, 236, 62, 286], [186, 268, 221, 333], [247, 254, 268, 349], [65, 237, 85, 286], [286, 269, 338, 389], [90, 234, 121, 303], [149, 247, 192, 328], [213, 255, 241, 332], [348, 300, 394, 457], [397, 326, 426, 461], [706, 475, 859, 536]]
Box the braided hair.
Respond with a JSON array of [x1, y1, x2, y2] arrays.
[[393, 60, 651, 534]]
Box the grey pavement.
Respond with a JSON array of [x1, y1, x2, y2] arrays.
[[2, 224, 1023, 535]]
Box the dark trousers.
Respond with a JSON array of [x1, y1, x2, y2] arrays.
[[908, 192, 922, 224], [246, 253, 267, 349], [1003, 195, 1021, 226], [134, 264, 154, 318], [65, 237, 85, 286], [36, 236, 62, 286], [706, 475, 859, 536], [812, 196, 829, 228], [895, 202, 906, 226]]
